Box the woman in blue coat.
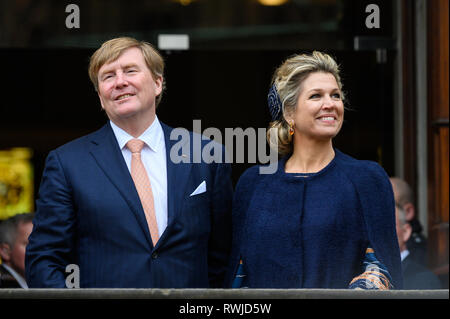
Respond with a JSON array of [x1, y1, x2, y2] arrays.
[[227, 51, 402, 289]]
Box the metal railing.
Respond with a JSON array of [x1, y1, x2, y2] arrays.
[[0, 288, 448, 299]]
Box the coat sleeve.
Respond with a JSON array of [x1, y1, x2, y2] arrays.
[[223, 165, 259, 287], [207, 145, 234, 288], [352, 161, 403, 289], [25, 150, 76, 288]]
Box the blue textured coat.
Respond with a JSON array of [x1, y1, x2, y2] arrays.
[[226, 149, 403, 289]]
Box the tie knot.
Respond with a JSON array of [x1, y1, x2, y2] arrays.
[[126, 139, 145, 153]]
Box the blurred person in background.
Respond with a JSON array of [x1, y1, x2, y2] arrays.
[[0, 213, 34, 288], [395, 204, 441, 289], [390, 177, 428, 266]]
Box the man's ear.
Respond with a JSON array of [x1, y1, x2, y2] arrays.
[[154, 76, 163, 96], [403, 203, 415, 222], [0, 243, 11, 262], [402, 222, 413, 243]]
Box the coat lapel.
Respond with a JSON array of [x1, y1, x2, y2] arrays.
[[88, 123, 154, 249]]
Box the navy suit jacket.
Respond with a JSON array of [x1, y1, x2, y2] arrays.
[[402, 254, 442, 290], [25, 122, 233, 288]]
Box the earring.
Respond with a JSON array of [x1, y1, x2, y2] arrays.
[[289, 122, 294, 136]]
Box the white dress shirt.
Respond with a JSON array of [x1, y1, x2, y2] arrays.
[[400, 249, 410, 262], [110, 117, 168, 237]]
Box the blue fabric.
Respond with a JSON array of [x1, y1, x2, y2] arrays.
[[231, 260, 248, 288], [25, 122, 233, 288], [233, 248, 394, 290], [225, 149, 403, 289]]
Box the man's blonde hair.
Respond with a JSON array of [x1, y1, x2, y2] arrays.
[[88, 37, 165, 107]]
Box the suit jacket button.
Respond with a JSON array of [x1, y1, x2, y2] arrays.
[[152, 252, 158, 259]]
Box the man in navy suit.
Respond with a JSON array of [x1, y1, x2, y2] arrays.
[[25, 37, 233, 288], [395, 204, 441, 289]]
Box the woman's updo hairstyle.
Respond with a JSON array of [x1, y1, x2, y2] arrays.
[[267, 51, 344, 156]]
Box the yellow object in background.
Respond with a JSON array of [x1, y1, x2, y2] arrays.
[[0, 148, 34, 220], [257, 0, 289, 6]]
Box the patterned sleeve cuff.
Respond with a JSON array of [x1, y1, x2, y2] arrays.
[[231, 259, 247, 288], [348, 248, 394, 290]]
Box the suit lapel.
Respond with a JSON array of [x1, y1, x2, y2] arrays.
[[88, 123, 153, 249], [160, 123, 192, 228]]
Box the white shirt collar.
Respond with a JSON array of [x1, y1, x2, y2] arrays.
[[400, 249, 410, 262], [2, 264, 28, 289], [109, 116, 164, 153]]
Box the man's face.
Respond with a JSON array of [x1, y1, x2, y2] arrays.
[[97, 47, 162, 125], [395, 207, 411, 253], [9, 221, 33, 277]]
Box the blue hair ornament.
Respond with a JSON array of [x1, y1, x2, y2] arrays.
[[267, 84, 282, 121]]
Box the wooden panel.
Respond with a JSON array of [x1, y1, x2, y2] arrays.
[[428, 0, 449, 121], [401, 0, 417, 195], [438, 127, 449, 223], [428, 226, 449, 274], [429, 126, 449, 274], [430, 127, 450, 225], [432, 0, 449, 120], [427, 0, 449, 278]]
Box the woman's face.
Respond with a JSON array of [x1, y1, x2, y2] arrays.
[[289, 72, 344, 142]]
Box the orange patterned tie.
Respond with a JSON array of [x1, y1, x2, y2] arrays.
[[126, 139, 159, 246]]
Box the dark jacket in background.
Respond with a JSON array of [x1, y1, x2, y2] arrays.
[[402, 253, 442, 290], [0, 264, 21, 288]]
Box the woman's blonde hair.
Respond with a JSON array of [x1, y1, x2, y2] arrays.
[[88, 37, 165, 107], [267, 51, 345, 156]]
